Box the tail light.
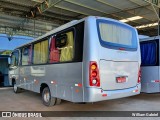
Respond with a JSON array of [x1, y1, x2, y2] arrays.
[[89, 61, 100, 87], [137, 68, 141, 83]]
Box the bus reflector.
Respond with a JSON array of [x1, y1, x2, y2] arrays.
[[119, 48, 125, 50], [137, 68, 141, 83], [51, 81, 56, 84], [89, 61, 100, 87], [75, 89, 79, 93], [75, 84, 82, 87], [102, 94, 107, 97], [133, 89, 138, 93], [34, 79, 39, 84], [152, 80, 160, 83], [155, 80, 160, 83]]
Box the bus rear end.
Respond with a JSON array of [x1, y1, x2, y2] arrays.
[[83, 17, 141, 102]]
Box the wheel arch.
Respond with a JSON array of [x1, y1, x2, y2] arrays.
[[11, 78, 16, 86], [40, 83, 49, 94]]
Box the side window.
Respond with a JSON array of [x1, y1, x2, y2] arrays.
[[74, 22, 84, 62], [22, 45, 32, 65], [33, 39, 48, 64], [10, 50, 19, 67], [140, 40, 159, 66], [49, 30, 74, 63]]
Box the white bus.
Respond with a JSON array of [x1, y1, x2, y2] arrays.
[[9, 16, 141, 106], [140, 36, 160, 93]]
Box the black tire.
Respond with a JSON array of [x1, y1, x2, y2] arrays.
[[13, 81, 21, 93], [42, 87, 56, 106], [56, 98, 62, 105]]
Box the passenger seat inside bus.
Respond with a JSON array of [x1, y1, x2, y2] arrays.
[[49, 36, 60, 62]]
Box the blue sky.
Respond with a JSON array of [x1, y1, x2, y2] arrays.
[[0, 34, 33, 50]]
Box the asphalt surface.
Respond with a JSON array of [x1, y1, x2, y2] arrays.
[[0, 87, 160, 120]]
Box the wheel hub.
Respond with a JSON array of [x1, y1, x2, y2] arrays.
[[14, 84, 17, 92], [44, 91, 50, 102]]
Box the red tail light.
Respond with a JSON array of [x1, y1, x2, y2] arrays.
[[89, 61, 100, 87], [91, 71, 97, 77], [138, 68, 141, 83]]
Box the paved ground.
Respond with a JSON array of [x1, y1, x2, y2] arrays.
[[0, 87, 160, 120]]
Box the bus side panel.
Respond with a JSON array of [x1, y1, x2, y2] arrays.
[[82, 17, 99, 102], [30, 66, 46, 93], [140, 38, 160, 93], [19, 66, 32, 90], [17, 62, 83, 102], [18, 66, 44, 92], [141, 66, 159, 93], [46, 62, 83, 102], [9, 68, 20, 86]]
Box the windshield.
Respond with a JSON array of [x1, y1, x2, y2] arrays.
[[97, 19, 138, 51], [10, 50, 19, 67]]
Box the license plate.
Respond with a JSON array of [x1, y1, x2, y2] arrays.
[[116, 76, 127, 83]]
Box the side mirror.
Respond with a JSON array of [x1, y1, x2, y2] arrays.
[[8, 57, 11, 65], [8, 56, 17, 69]]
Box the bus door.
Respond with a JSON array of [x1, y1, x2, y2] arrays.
[[9, 50, 20, 86]]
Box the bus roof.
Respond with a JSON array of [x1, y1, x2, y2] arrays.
[[15, 16, 135, 49], [139, 36, 160, 42]]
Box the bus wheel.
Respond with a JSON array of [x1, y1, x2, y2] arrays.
[[13, 82, 21, 93], [42, 87, 56, 106], [56, 98, 62, 105]]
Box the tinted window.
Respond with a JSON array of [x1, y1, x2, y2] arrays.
[[74, 22, 84, 62], [49, 22, 84, 63], [140, 40, 159, 66], [33, 39, 48, 64], [22, 45, 32, 65], [49, 30, 74, 63], [10, 50, 19, 67], [97, 19, 137, 51]]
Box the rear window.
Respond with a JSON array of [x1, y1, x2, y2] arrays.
[[97, 19, 137, 51]]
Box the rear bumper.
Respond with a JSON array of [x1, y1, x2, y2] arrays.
[[84, 84, 141, 102]]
